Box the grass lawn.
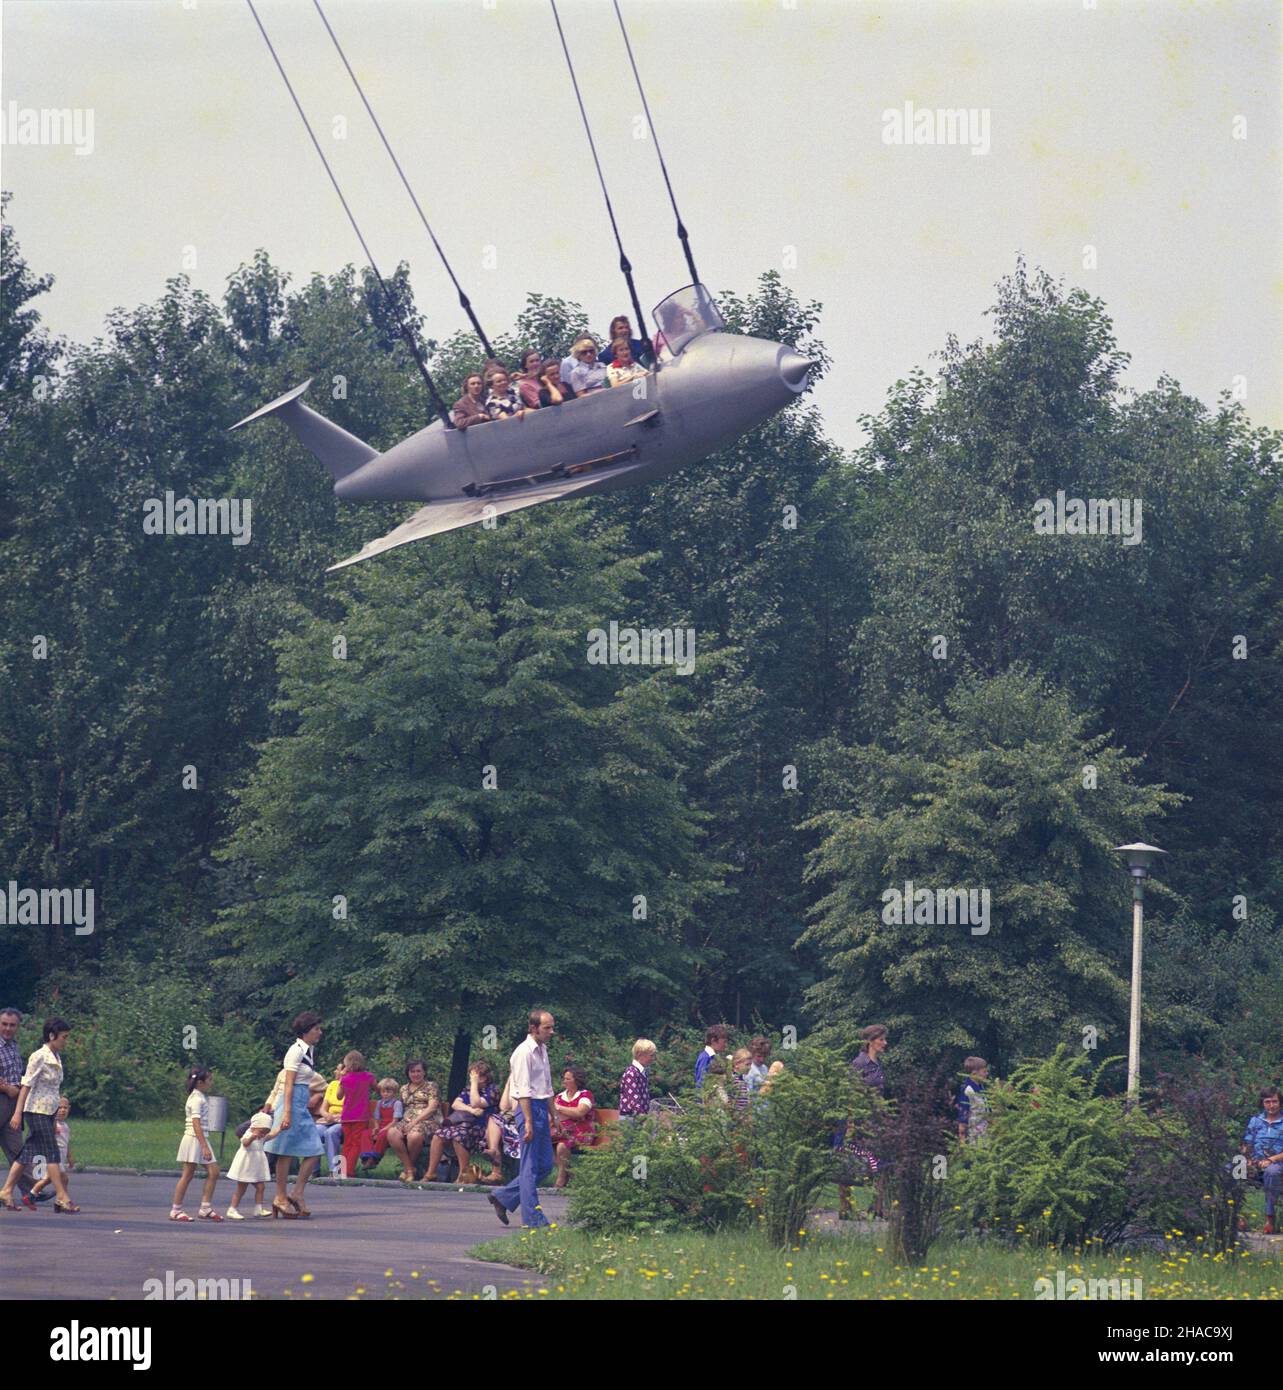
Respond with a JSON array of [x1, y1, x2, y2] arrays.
[[472, 1225, 1283, 1300], [69, 1118, 206, 1171], [66, 1118, 502, 1182], [66, 1119, 407, 1175]]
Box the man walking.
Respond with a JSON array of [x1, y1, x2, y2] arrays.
[[490, 1010, 555, 1229], [0, 1008, 33, 1201]]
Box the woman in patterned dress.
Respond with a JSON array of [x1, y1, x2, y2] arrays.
[[486, 1075, 523, 1178], [425, 1060, 499, 1181], [385, 1058, 442, 1184], [552, 1064, 596, 1188]]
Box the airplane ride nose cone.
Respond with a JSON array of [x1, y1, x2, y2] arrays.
[[778, 350, 816, 393]]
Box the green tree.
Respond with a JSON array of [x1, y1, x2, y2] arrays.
[[848, 260, 1283, 925], [801, 668, 1180, 1065], [216, 502, 719, 1046]]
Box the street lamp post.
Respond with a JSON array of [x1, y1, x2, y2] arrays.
[[1113, 842, 1167, 1099]]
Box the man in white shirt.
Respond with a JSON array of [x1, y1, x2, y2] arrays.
[[490, 1010, 555, 1229]]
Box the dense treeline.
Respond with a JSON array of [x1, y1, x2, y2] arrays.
[[2, 193, 1280, 1102]]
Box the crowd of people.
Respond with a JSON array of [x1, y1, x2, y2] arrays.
[[2, 1005, 1281, 1236], [451, 314, 654, 430]]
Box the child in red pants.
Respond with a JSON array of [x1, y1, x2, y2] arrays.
[[338, 1050, 376, 1180], [359, 1078, 403, 1173]]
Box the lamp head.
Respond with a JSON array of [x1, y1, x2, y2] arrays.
[[1113, 842, 1167, 878]]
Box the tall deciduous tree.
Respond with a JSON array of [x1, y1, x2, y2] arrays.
[[216, 503, 717, 1046], [801, 669, 1180, 1066]]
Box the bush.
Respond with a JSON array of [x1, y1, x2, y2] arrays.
[[1130, 1068, 1254, 1252], [28, 955, 275, 1122], [868, 1068, 956, 1263], [946, 1045, 1143, 1249], [566, 1043, 863, 1244], [568, 1105, 756, 1235], [753, 1046, 866, 1247]]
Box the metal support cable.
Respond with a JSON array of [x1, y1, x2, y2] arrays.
[[612, 0, 700, 288], [549, 0, 652, 357], [312, 0, 496, 360], [245, 0, 454, 428]]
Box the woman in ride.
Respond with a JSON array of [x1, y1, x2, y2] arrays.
[[538, 357, 574, 407], [606, 338, 648, 388], [514, 349, 544, 410], [606, 315, 652, 367], [485, 368, 526, 420], [569, 338, 607, 395], [452, 373, 489, 429]]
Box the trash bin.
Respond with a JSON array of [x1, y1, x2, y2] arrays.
[[206, 1094, 229, 1164]]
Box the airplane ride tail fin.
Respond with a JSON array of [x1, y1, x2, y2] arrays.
[[229, 378, 378, 482]]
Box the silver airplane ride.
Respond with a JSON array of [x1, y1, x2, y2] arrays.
[[231, 284, 814, 571]]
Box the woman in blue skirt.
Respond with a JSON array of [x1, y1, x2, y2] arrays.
[[264, 1011, 325, 1218]]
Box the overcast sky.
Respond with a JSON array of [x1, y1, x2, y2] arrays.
[[2, 0, 1279, 449]]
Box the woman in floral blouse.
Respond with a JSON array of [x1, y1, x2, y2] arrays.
[[426, 1060, 499, 1182], [0, 1016, 78, 1212], [385, 1058, 441, 1184]]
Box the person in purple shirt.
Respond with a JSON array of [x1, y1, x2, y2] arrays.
[[837, 1024, 888, 1220], [619, 1039, 656, 1118]]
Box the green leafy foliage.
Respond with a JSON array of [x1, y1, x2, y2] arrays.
[[751, 1045, 865, 1247], [28, 956, 275, 1122], [567, 1105, 756, 1235], [802, 668, 1179, 1066], [945, 1045, 1143, 1248]]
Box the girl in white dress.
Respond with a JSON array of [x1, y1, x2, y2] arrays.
[[226, 1109, 277, 1219], [171, 1067, 222, 1221]]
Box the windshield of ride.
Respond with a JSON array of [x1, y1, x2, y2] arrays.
[[652, 284, 726, 358]]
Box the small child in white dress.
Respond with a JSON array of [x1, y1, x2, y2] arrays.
[[171, 1067, 222, 1221], [227, 1109, 278, 1219]]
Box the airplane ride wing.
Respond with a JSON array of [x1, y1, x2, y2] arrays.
[[325, 464, 647, 572]]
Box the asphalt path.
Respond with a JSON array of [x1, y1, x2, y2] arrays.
[[1, 1172, 568, 1301]]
